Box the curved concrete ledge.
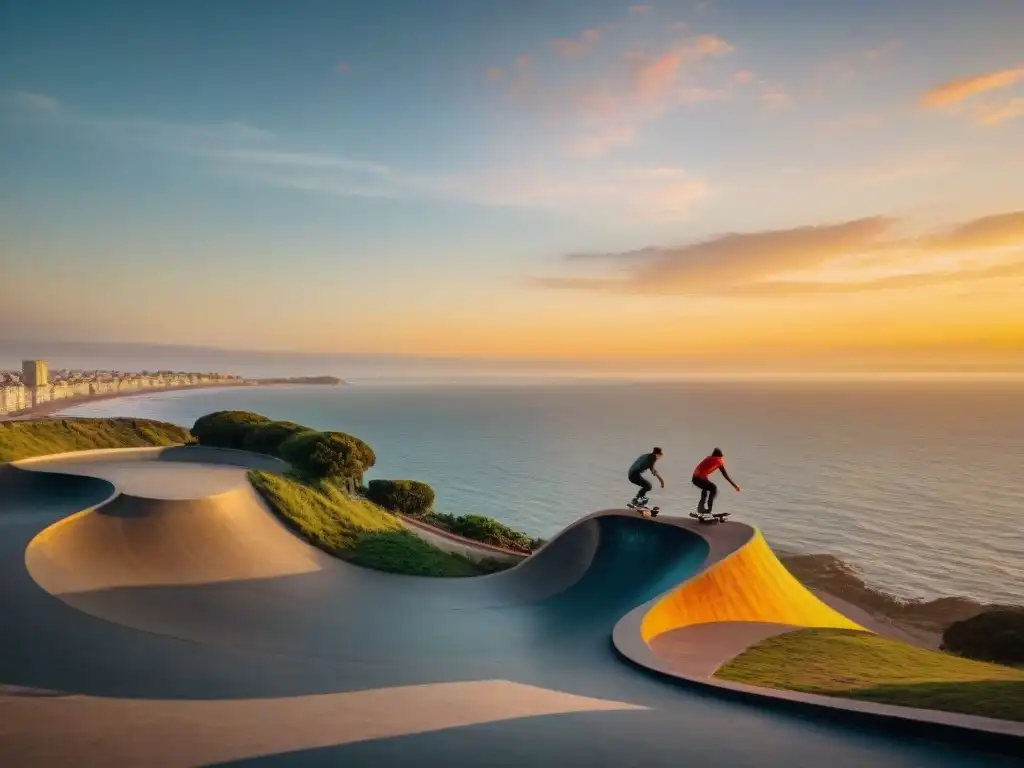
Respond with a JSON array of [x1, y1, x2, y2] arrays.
[[613, 622, 1024, 750], [12, 444, 289, 472]]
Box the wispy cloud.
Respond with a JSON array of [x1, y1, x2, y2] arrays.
[[2, 90, 60, 114], [488, 26, 735, 156], [629, 5, 653, 14], [2, 90, 708, 218], [575, 33, 736, 154], [629, 34, 733, 103], [919, 210, 1024, 251], [920, 67, 1024, 108], [571, 124, 636, 157], [205, 149, 392, 175], [432, 165, 710, 218], [550, 28, 603, 59], [337, 61, 351, 75], [533, 210, 1024, 296], [920, 67, 1024, 127], [974, 97, 1024, 126], [759, 86, 790, 108]]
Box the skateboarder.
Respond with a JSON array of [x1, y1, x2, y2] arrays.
[[692, 448, 740, 514], [628, 447, 664, 506]]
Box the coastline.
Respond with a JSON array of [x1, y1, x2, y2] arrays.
[[0, 382, 261, 422]]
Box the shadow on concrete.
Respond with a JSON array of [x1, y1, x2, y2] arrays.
[[209, 707, 1024, 768]]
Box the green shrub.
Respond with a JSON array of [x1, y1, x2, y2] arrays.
[[242, 420, 312, 456], [278, 430, 373, 481], [322, 431, 376, 472], [421, 511, 536, 552], [942, 610, 1024, 665], [191, 410, 270, 449], [365, 479, 436, 516]]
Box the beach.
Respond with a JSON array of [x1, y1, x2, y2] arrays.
[[0, 382, 259, 422]]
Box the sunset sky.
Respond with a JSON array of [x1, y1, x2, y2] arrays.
[[1, 0, 1022, 373]]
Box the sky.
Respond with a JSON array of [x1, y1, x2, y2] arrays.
[[1, 0, 1022, 375]]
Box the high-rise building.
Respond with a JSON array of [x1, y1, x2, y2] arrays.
[[22, 360, 49, 388]]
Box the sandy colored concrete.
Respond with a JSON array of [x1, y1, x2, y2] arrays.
[[647, 621, 803, 678], [0, 680, 643, 768]]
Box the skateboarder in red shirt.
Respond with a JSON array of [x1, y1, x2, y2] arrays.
[[692, 448, 740, 514]]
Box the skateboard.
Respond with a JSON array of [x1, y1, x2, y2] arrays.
[[626, 500, 660, 518], [689, 511, 730, 524]]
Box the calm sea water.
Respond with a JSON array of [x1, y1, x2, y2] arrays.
[[59, 381, 1023, 605]]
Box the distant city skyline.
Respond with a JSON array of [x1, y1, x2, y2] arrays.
[[2, 1, 1022, 373]]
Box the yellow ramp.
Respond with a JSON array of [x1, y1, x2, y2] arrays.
[[641, 529, 863, 643]]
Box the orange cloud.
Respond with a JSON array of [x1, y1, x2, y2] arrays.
[[974, 97, 1024, 126], [631, 35, 733, 103], [337, 62, 351, 75], [571, 124, 636, 156], [733, 70, 754, 84], [679, 86, 728, 103], [629, 4, 653, 13], [494, 30, 734, 156], [923, 210, 1024, 251], [759, 86, 789, 108], [533, 210, 1024, 296], [920, 67, 1024, 108], [551, 28, 603, 58]]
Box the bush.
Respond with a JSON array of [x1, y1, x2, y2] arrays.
[[322, 431, 376, 473], [365, 479, 436, 516], [424, 511, 534, 552], [942, 610, 1024, 665], [242, 420, 312, 456], [191, 411, 270, 450], [278, 430, 373, 481]]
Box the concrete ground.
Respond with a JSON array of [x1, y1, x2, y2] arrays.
[[0, 448, 1020, 767]]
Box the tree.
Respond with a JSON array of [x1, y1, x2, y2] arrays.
[[322, 431, 376, 473], [941, 609, 1024, 665], [366, 479, 435, 516], [242, 420, 312, 456], [190, 411, 271, 450], [278, 430, 373, 483]]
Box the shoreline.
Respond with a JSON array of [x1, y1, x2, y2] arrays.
[[0, 382, 267, 422]]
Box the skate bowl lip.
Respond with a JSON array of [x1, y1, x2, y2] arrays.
[[5, 446, 1023, 752]]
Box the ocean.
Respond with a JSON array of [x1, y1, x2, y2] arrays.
[[58, 380, 1023, 606]]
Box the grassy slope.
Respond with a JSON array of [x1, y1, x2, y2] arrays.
[[0, 417, 191, 462], [716, 628, 1024, 722], [249, 470, 484, 577]]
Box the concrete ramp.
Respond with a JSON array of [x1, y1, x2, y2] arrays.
[[25, 485, 325, 595], [640, 528, 863, 641]]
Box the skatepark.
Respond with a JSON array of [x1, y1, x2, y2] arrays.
[[1, 446, 1021, 766]]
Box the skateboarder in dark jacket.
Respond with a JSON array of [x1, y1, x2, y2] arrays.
[[628, 447, 664, 506]]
